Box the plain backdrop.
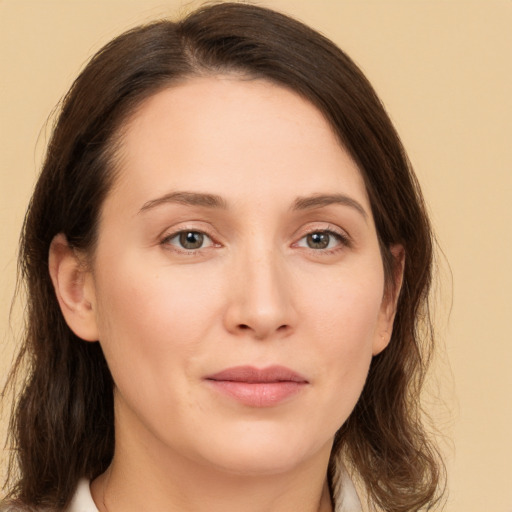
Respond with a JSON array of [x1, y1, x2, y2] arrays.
[[1, 1, 511, 511]]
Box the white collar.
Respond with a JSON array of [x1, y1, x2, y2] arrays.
[[333, 463, 362, 512], [66, 479, 99, 512]]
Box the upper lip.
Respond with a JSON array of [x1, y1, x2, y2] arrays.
[[206, 365, 308, 383]]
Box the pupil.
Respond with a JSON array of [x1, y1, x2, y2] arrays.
[[307, 232, 329, 249], [180, 231, 203, 249]]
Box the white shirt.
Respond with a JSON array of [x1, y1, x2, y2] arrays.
[[66, 468, 362, 512]]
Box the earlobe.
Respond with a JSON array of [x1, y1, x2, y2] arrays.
[[373, 244, 405, 355], [49, 234, 99, 342]]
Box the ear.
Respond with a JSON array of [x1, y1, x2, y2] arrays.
[[372, 244, 405, 355], [48, 233, 99, 342]]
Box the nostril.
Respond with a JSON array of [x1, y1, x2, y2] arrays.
[[236, 323, 290, 334]]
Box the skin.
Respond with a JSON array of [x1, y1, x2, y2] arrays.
[[50, 76, 402, 512]]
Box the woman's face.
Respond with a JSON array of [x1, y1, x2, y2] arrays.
[[83, 76, 397, 476]]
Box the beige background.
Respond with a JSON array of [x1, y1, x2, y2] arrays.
[[1, 1, 511, 510]]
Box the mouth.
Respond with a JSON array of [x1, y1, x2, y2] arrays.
[[205, 365, 309, 407]]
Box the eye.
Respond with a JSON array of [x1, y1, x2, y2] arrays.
[[296, 230, 346, 250], [163, 230, 214, 250]]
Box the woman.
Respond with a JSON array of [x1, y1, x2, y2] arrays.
[[2, 3, 444, 511]]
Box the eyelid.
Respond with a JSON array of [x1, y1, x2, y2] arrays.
[[292, 223, 352, 250], [163, 230, 213, 246], [159, 224, 221, 254]]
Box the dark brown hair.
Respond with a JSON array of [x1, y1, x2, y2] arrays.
[[3, 3, 444, 511]]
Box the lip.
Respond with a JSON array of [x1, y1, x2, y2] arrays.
[[205, 365, 308, 407]]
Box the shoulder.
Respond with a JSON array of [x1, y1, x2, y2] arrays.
[[0, 503, 42, 512], [0, 501, 68, 512], [0, 480, 98, 512], [0, 501, 39, 512]]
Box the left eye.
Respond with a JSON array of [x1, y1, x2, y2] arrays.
[[163, 231, 214, 250], [296, 231, 343, 250]]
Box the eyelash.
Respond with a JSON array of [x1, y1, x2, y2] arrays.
[[161, 229, 217, 254], [294, 227, 351, 254], [160, 226, 351, 255]]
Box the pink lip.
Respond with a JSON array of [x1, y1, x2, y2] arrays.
[[205, 365, 308, 407]]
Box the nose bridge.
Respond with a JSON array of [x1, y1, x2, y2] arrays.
[[226, 235, 295, 339]]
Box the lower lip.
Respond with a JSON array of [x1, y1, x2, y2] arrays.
[[207, 380, 306, 407]]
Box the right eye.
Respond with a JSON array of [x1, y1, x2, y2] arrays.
[[162, 230, 214, 251]]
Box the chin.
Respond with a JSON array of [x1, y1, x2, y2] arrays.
[[209, 450, 309, 477], [193, 425, 333, 477]]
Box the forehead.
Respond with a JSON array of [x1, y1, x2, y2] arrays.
[[108, 75, 370, 213]]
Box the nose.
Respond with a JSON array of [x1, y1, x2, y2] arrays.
[[223, 246, 297, 340]]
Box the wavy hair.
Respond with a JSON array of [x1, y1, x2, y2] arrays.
[[2, 3, 444, 510]]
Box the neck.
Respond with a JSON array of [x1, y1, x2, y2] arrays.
[[91, 422, 334, 512], [92, 461, 333, 512]]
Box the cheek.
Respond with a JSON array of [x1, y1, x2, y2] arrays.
[[91, 251, 216, 384], [305, 266, 384, 412], [308, 263, 384, 347]]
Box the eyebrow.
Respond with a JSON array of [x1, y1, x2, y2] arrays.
[[139, 190, 367, 220], [139, 191, 228, 213], [292, 194, 368, 220]]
